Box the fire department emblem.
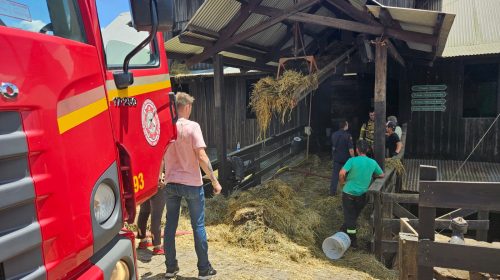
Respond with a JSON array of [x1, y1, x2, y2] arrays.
[[141, 99, 160, 146]]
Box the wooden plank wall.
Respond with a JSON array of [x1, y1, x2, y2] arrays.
[[401, 58, 500, 162], [172, 74, 309, 151]]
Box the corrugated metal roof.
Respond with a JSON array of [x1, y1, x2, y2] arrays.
[[165, 35, 256, 62], [165, 36, 203, 54], [188, 0, 241, 32], [402, 159, 500, 192], [367, 5, 455, 55], [246, 22, 288, 47], [441, 0, 500, 57]]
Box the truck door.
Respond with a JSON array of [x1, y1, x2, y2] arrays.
[[95, 0, 176, 215], [0, 1, 120, 279]]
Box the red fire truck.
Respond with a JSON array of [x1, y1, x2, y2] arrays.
[[0, 0, 176, 279]]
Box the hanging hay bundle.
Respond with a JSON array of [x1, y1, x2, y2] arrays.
[[249, 77, 279, 139], [249, 70, 318, 139]]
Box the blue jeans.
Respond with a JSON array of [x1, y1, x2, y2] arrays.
[[163, 183, 210, 271]]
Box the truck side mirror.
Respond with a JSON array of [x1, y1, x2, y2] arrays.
[[130, 0, 174, 32], [114, 0, 174, 90]]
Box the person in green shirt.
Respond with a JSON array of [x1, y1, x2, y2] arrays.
[[339, 139, 384, 247]]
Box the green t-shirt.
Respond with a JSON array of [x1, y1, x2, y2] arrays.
[[342, 156, 383, 196]]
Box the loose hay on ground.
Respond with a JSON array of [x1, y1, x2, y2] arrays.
[[199, 154, 397, 280]]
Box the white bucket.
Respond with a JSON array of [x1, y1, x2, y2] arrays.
[[322, 232, 351, 260]]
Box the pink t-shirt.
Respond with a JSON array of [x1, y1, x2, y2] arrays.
[[164, 118, 206, 186]]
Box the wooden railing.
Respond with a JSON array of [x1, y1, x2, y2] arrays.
[[416, 165, 500, 279], [204, 125, 305, 193], [368, 124, 407, 263], [397, 165, 499, 279]]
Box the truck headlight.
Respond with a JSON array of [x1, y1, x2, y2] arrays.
[[93, 183, 116, 224], [111, 260, 130, 280]]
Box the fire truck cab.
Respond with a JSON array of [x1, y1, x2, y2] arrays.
[[0, 0, 176, 279]]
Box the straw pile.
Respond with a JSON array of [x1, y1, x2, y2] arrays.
[[385, 158, 405, 175], [202, 155, 397, 280], [249, 71, 318, 139]]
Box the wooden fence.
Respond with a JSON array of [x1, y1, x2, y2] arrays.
[[205, 125, 305, 193], [416, 165, 500, 279], [367, 124, 491, 267]]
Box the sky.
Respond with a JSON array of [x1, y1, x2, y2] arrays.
[[0, 0, 130, 31], [95, 0, 130, 28]]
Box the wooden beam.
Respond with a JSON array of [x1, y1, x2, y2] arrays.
[[213, 54, 229, 192], [431, 13, 445, 60], [386, 39, 406, 67], [378, 7, 399, 28], [325, 0, 380, 25], [218, 0, 264, 41], [437, 208, 477, 220], [419, 241, 500, 275], [166, 51, 190, 60], [185, 27, 272, 53], [373, 38, 387, 170], [178, 34, 266, 59], [419, 181, 500, 211], [251, 5, 436, 46], [393, 203, 417, 219], [166, 51, 275, 72], [477, 211, 489, 241], [221, 56, 276, 73], [185, 0, 320, 66], [287, 12, 437, 46]]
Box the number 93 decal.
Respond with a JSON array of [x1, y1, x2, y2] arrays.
[[133, 173, 145, 193]]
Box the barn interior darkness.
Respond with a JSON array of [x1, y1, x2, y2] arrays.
[[309, 54, 401, 153]]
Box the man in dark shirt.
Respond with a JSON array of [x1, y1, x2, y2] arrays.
[[330, 120, 354, 196], [386, 121, 402, 157]]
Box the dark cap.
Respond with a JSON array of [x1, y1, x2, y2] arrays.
[[386, 121, 396, 129]]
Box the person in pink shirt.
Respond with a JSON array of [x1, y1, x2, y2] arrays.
[[163, 92, 222, 279]]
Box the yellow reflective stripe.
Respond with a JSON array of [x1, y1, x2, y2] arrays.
[[347, 229, 357, 234], [107, 79, 171, 100], [57, 97, 109, 134]]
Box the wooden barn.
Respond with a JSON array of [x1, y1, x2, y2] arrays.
[[163, 0, 500, 276]]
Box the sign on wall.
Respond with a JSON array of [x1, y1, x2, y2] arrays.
[[411, 84, 447, 112]]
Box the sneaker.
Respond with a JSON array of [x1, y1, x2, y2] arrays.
[[198, 265, 217, 280], [152, 247, 164, 255], [137, 240, 153, 249], [165, 265, 179, 279]]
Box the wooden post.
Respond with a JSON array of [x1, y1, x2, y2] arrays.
[[476, 211, 489, 241], [214, 54, 229, 192], [373, 191, 383, 261], [374, 38, 387, 170], [418, 165, 437, 280], [399, 232, 419, 280]]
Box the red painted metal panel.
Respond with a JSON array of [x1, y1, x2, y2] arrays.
[[0, 18, 115, 280]]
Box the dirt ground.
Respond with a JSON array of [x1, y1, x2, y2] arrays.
[[135, 225, 386, 280], [134, 155, 397, 280]]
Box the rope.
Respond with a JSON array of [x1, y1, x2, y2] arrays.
[[451, 112, 500, 180], [305, 88, 313, 159]]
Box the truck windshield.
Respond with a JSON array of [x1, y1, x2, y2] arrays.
[[96, 0, 158, 68], [0, 0, 86, 43]]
